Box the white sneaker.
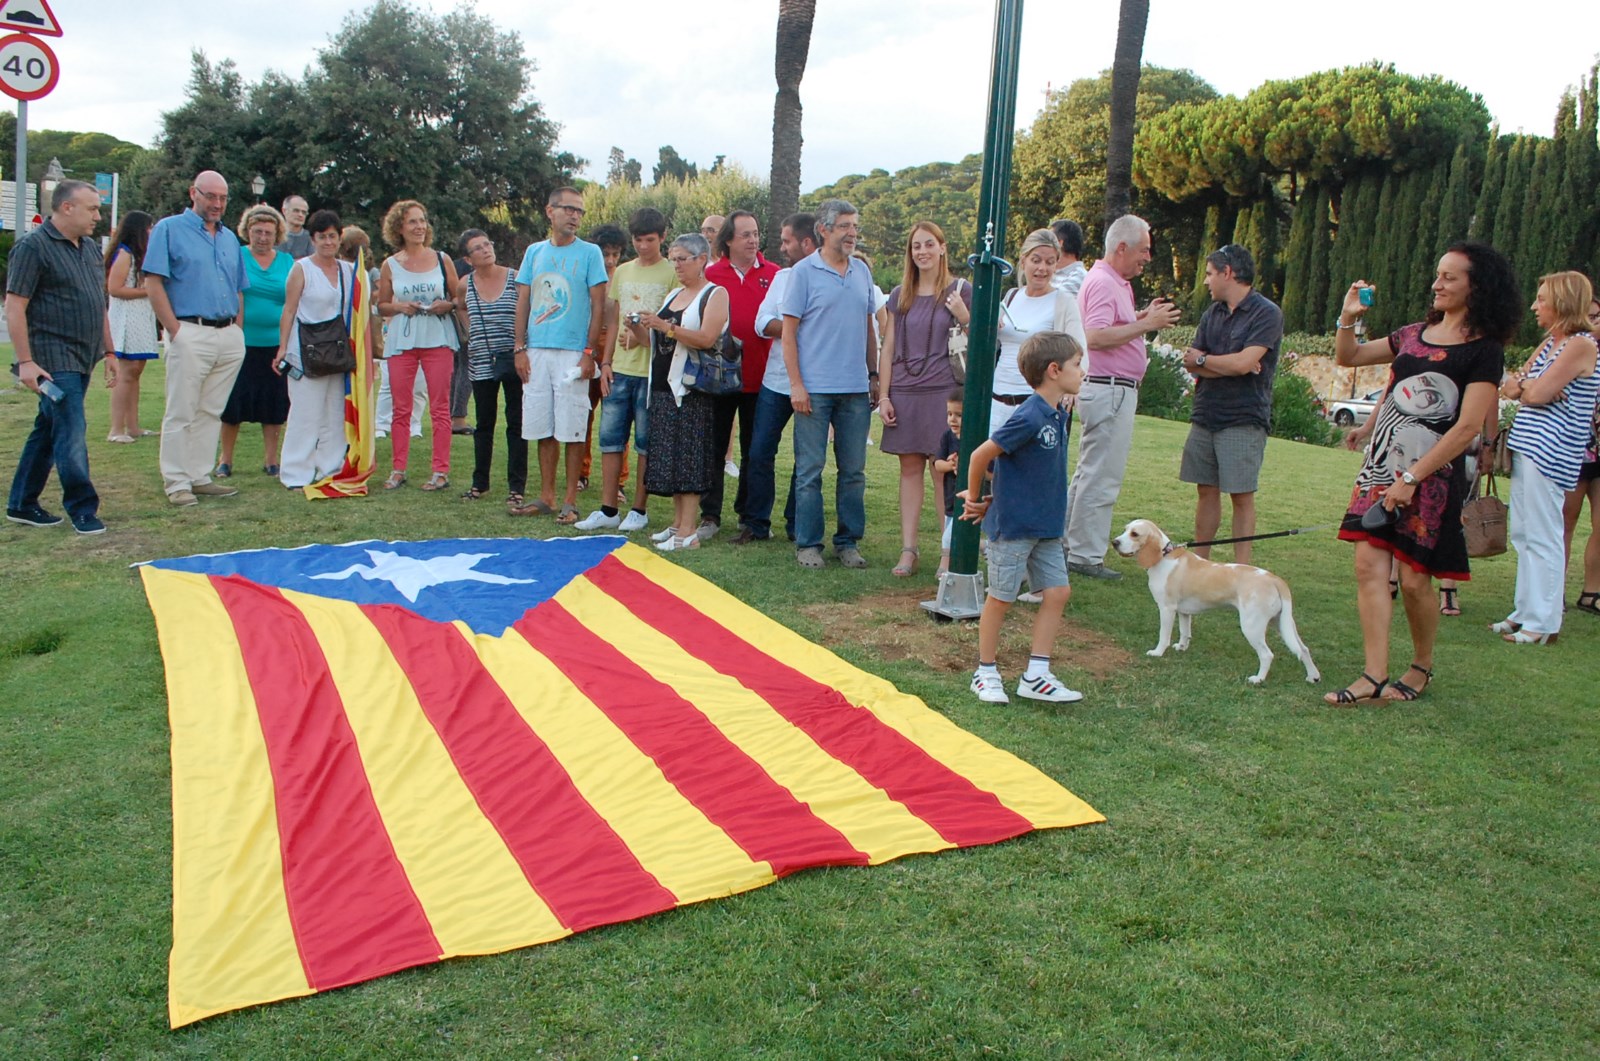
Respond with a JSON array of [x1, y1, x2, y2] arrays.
[[724, 459, 740, 479], [575, 509, 621, 531], [618, 509, 649, 532], [651, 526, 676, 543], [1017, 672, 1083, 703], [970, 669, 1009, 704], [655, 533, 701, 552]]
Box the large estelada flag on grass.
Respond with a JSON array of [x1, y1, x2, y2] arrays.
[[140, 537, 1103, 1028], [304, 247, 375, 499]]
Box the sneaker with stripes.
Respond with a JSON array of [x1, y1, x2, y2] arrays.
[[1017, 672, 1083, 703]]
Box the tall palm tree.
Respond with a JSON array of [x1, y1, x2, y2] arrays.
[[768, 0, 816, 260], [1103, 0, 1149, 231]]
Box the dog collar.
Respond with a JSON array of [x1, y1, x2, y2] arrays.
[[1162, 541, 1177, 556]]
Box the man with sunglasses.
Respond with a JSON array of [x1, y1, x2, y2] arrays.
[[144, 170, 250, 507], [1179, 244, 1283, 566]]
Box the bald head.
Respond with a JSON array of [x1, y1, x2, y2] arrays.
[[190, 170, 230, 228]]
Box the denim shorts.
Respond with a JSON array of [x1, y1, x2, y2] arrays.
[[598, 372, 650, 454], [986, 536, 1069, 602]]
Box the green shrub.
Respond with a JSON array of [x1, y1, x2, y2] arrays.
[[1139, 345, 1193, 422], [581, 167, 770, 244], [1272, 368, 1337, 445]]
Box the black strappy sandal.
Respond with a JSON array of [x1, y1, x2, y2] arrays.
[[1575, 591, 1600, 616], [1439, 587, 1460, 615], [1384, 662, 1433, 701], [1324, 672, 1388, 706]]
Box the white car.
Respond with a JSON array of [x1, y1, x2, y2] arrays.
[[1328, 388, 1384, 427]]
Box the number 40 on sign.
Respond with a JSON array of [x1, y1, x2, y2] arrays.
[[0, 33, 57, 101]]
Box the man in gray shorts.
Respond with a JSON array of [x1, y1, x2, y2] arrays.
[[1180, 244, 1283, 566]]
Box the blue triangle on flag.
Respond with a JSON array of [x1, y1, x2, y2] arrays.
[[146, 536, 626, 635]]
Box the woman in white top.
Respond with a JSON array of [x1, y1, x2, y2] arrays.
[[376, 199, 460, 491], [994, 229, 1088, 433], [275, 210, 369, 489], [105, 211, 158, 442]]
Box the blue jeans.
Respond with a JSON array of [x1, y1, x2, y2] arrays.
[[744, 386, 797, 539], [792, 391, 870, 550], [9, 371, 97, 520]]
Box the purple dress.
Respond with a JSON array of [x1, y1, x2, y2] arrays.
[[881, 280, 971, 456]]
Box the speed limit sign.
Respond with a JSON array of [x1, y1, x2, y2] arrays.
[[0, 33, 57, 101]]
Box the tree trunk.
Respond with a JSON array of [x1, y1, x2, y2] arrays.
[[1103, 0, 1149, 232], [768, 0, 815, 261]]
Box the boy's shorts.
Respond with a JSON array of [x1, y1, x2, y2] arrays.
[[986, 536, 1069, 602]]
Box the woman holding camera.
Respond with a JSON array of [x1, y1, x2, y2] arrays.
[[1494, 271, 1598, 644], [1326, 242, 1519, 704], [635, 234, 729, 552]]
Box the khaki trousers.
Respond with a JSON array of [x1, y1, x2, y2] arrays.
[[160, 323, 246, 495], [1064, 380, 1139, 565]]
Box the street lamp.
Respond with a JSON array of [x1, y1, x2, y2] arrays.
[[251, 174, 266, 202]]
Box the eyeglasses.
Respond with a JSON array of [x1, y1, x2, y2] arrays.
[[668, 255, 695, 265], [194, 189, 229, 204], [552, 204, 585, 216]]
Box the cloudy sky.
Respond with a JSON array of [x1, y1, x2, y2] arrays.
[[41, 0, 1600, 189]]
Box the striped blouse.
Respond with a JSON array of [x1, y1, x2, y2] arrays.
[[463, 270, 519, 381], [1507, 331, 1600, 490]]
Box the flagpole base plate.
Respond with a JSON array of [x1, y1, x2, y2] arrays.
[[921, 571, 985, 622]]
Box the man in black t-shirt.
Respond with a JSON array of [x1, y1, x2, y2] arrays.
[[1180, 244, 1284, 565]]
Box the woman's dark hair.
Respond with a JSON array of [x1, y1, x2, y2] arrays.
[[106, 210, 153, 279], [306, 209, 342, 237], [1426, 241, 1521, 344], [458, 228, 488, 254]]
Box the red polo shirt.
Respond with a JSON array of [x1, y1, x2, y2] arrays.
[[706, 253, 781, 393]]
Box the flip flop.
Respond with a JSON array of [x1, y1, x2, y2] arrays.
[[509, 498, 555, 517], [555, 504, 580, 525]]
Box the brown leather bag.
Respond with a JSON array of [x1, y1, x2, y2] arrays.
[[1462, 470, 1508, 558]]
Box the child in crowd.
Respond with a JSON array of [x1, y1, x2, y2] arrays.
[[959, 331, 1085, 705], [932, 389, 963, 576]]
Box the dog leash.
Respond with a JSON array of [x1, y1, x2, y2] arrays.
[[1179, 521, 1340, 550]]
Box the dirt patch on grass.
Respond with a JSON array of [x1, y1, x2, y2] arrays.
[[799, 586, 1132, 679]]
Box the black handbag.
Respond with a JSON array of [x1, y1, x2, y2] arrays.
[[298, 264, 354, 378]]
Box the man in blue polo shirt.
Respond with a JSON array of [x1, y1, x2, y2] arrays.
[[781, 199, 878, 569], [144, 169, 250, 507]]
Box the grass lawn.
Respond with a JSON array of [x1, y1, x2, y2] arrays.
[[2, 358, 1597, 1059]]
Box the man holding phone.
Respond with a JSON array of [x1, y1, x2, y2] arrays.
[[6, 180, 117, 535]]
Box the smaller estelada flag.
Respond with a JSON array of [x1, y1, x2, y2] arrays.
[[140, 538, 1103, 1028]]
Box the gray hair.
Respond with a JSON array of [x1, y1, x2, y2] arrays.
[[51, 179, 94, 211], [816, 199, 858, 233], [671, 233, 710, 259], [1103, 214, 1150, 255]]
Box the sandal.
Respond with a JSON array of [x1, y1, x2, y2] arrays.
[[892, 547, 920, 577], [1323, 672, 1388, 706], [420, 473, 449, 491], [384, 471, 407, 490], [509, 498, 555, 517], [1389, 577, 1399, 601], [1488, 617, 1521, 635], [1576, 591, 1600, 616], [555, 504, 580, 525], [1503, 629, 1558, 645], [1439, 587, 1460, 616], [506, 493, 525, 507], [1383, 662, 1433, 700], [461, 487, 485, 501]]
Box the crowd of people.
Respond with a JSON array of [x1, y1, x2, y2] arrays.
[[6, 170, 1599, 706]]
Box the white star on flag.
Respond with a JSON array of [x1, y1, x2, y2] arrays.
[[309, 551, 535, 602]]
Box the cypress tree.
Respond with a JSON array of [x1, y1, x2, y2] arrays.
[[1435, 139, 1476, 257], [1327, 171, 1380, 326], [1470, 132, 1505, 241], [1305, 185, 1334, 331], [1192, 204, 1223, 317], [1369, 172, 1400, 333], [1409, 159, 1450, 321], [1491, 136, 1529, 255], [1281, 183, 1317, 330], [1385, 170, 1425, 328], [1516, 139, 1554, 298]]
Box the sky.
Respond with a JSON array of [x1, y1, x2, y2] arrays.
[[37, 0, 1600, 191]]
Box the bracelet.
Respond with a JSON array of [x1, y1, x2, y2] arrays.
[[1335, 320, 1356, 331]]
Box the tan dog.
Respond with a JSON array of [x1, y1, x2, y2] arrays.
[[1111, 519, 1320, 685]]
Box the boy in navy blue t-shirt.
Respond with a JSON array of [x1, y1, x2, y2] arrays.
[[958, 331, 1085, 704]]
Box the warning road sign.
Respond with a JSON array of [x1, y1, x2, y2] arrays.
[[0, 0, 61, 37]]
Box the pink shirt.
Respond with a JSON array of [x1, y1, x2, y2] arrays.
[[1077, 258, 1145, 381]]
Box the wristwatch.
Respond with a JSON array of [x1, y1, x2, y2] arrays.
[[1401, 469, 1418, 485], [1195, 354, 1208, 368]]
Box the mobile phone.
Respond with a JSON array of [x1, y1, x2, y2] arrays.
[[38, 379, 65, 402], [274, 359, 305, 381], [1358, 287, 1375, 307]]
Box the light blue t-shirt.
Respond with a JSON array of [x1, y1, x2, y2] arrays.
[[143, 208, 250, 319], [515, 238, 609, 351], [781, 250, 874, 394]]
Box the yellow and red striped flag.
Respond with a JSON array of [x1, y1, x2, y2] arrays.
[[140, 537, 1102, 1028], [305, 248, 375, 498]]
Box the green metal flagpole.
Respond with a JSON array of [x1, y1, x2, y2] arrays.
[[924, 0, 1024, 621]]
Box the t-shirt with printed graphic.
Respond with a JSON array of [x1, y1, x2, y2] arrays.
[[514, 238, 609, 351], [983, 393, 1071, 541], [607, 257, 676, 377]]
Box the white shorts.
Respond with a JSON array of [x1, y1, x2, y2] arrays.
[[521, 347, 591, 443]]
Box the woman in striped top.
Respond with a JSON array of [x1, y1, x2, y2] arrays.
[[455, 229, 526, 504], [1495, 272, 1599, 645]]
